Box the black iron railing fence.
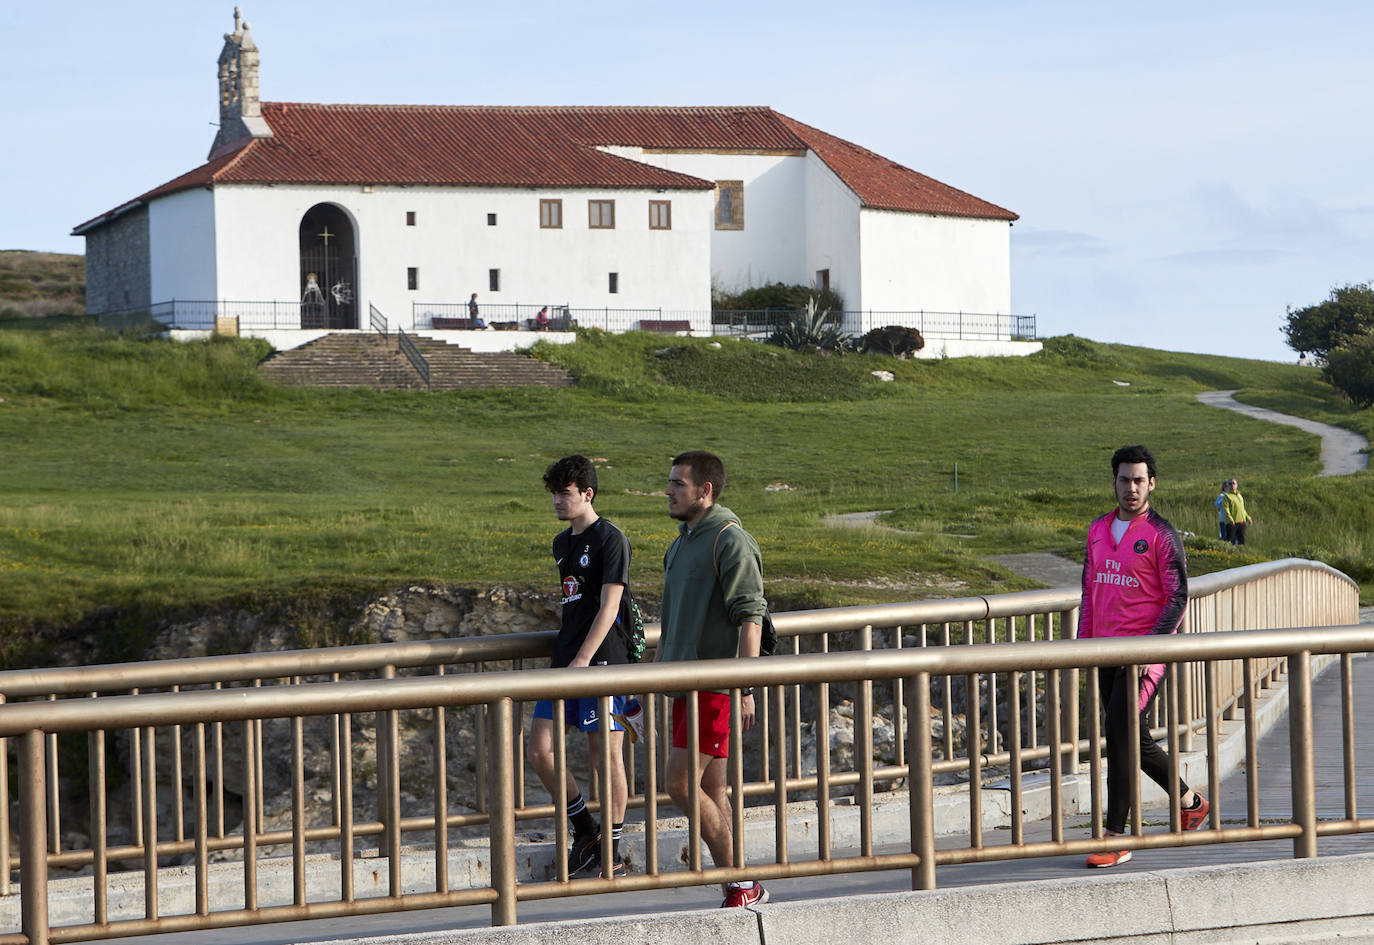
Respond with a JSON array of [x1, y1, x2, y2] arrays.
[[396, 327, 429, 390], [93, 300, 1037, 342], [369, 303, 388, 341]]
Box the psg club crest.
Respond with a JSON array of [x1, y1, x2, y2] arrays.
[[1133, 539, 1149, 554]]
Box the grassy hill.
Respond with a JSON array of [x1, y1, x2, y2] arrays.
[[0, 321, 1369, 661], [0, 251, 84, 318]]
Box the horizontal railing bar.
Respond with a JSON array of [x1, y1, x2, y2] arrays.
[[46, 888, 500, 944], [514, 853, 916, 902], [0, 558, 1349, 700], [933, 823, 1304, 866], [3, 625, 1369, 736]]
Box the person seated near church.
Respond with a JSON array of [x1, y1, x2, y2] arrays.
[[535, 306, 551, 331]]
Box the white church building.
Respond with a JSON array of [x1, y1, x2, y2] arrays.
[[75, 10, 1026, 352]]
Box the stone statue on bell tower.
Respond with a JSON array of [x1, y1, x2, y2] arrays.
[[210, 7, 273, 159]]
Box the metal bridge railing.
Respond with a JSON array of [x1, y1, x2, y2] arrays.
[[0, 560, 1359, 940]]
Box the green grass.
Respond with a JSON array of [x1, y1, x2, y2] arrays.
[[1, 324, 1370, 663], [0, 251, 85, 318]]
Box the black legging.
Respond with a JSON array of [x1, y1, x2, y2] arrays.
[[1100, 665, 1189, 834]]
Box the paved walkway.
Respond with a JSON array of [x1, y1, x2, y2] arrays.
[[1196, 389, 1369, 475]]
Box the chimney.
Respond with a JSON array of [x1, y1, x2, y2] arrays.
[[210, 7, 273, 160]]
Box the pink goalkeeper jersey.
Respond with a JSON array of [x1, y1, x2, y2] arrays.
[[1079, 507, 1188, 642]]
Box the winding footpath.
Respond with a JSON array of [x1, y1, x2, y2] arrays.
[[1196, 389, 1369, 476]]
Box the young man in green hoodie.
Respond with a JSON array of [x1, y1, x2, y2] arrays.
[[658, 450, 769, 907]]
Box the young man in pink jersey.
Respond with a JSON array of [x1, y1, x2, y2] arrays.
[[1079, 444, 1210, 868]]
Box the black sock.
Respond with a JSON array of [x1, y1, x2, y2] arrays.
[[611, 821, 623, 860], [566, 794, 597, 837]]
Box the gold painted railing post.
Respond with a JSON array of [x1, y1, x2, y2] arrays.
[[487, 697, 517, 927], [141, 725, 158, 919], [1179, 607, 1195, 753], [1289, 650, 1317, 859], [19, 730, 49, 945], [88, 720, 108, 926], [1060, 608, 1080, 774], [907, 672, 935, 891]]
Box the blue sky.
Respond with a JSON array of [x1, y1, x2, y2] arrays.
[[3, 1, 1371, 361]]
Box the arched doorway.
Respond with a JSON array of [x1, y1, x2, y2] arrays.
[[299, 204, 358, 329]]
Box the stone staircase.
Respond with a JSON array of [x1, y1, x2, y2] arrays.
[[256, 332, 575, 391]]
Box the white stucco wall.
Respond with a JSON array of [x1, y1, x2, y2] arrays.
[[207, 183, 712, 329], [858, 209, 1011, 316], [803, 153, 862, 308], [608, 148, 809, 293], [148, 189, 218, 302]]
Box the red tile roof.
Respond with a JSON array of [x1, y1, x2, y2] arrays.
[[773, 113, 1018, 220], [74, 104, 1016, 233]]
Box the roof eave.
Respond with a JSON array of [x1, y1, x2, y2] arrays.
[[71, 199, 144, 236]]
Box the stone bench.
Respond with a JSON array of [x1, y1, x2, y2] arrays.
[[639, 319, 692, 333], [430, 316, 484, 329]]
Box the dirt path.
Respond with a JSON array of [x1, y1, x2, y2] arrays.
[[1196, 390, 1369, 476]]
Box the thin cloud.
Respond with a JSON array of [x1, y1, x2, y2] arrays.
[[1014, 229, 1112, 258], [1160, 247, 1287, 268]]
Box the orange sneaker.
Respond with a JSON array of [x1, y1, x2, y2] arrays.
[[1181, 794, 1210, 831], [1085, 848, 1132, 868]]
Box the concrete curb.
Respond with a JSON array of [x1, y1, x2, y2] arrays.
[[309, 853, 1374, 945]]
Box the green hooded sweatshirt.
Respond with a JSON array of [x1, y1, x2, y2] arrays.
[[659, 504, 767, 680]]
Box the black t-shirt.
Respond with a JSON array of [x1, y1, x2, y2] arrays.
[[551, 518, 632, 668]]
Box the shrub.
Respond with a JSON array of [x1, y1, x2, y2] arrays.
[[1323, 331, 1374, 408], [714, 282, 845, 313], [766, 298, 856, 353], [862, 325, 925, 358]]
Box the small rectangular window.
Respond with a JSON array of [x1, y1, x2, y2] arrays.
[[489, 269, 500, 292], [608, 272, 619, 294], [406, 211, 416, 226], [816, 268, 830, 292], [407, 267, 418, 291], [540, 199, 563, 229], [715, 180, 744, 230], [487, 212, 497, 226], [588, 199, 615, 229], [649, 200, 671, 230]]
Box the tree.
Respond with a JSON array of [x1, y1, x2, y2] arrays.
[[1323, 331, 1374, 408], [1282, 282, 1374, 360]]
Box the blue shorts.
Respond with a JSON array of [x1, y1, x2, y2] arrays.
[[533, 695, 627, 732]]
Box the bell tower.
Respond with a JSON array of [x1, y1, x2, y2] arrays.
[[210, 7, 273, 159]]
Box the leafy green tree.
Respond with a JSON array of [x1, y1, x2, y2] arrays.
[[1282, 282, 1374, 360], [1323, 331, 1374, 408]]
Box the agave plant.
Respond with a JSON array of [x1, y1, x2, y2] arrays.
[[766, 297, 855, 352]]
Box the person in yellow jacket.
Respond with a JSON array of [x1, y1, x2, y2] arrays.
[[1222, 478, 1252, 545]]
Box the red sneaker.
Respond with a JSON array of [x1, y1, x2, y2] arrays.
[[721, 882, 769, 907], [1181, 795, 1210, 831], [1085, 848, 1131, 869]]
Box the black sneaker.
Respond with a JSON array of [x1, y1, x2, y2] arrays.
[[568, 832, 601, 876]]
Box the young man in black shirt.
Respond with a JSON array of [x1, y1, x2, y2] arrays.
[[528, 455, 632, 877]]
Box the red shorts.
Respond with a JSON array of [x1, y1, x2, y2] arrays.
[[671, 692, 733, 758]]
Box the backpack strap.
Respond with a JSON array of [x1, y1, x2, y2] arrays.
[[711, 521, 739, 577]]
